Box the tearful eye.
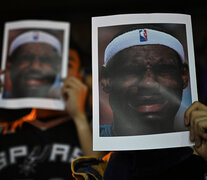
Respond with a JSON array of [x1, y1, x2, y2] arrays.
[[153, 64, 179, 77], [17, 55, 34, 63], [39, 56, 50, 62], [115, 65, 145, 77], [39, 56, 58, 64]]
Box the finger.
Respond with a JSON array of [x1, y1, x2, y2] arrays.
[[189, 111, 206, 141], [62, 76, 81, 84], [190, 116, 207, 148], [185, 101, 207, 126], [185, 101, 198, 125], [190, 116, 195, 141], [63, 80, 79, 90], [194, 118, 204, 147], [62, 88, 72, 100], [187, 110, 207, 127], [63, 82, 88, 97], [195, 136, 202, 148], [63, 77, 84, 89], [196, 118, 207, 140], [63, 83, 84, 94]]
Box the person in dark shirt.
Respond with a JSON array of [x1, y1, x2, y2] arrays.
[[0, 47, 103, 180], [71, 27, 207, 180]]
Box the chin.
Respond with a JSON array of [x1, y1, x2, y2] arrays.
[[16, 90, 48, 98], [142, 113, 163, 121]]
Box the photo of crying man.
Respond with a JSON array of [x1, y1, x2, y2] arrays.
[[99, 25, 191, 136]]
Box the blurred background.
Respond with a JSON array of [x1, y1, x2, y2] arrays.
[[0, 0, 207, 104]]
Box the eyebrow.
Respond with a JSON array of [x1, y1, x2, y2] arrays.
[[112, 64, 145, 74], [114, 61, 180, 72]]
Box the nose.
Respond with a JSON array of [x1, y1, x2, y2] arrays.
[[138, 69, 159, 89], [31, 57, 41, 70]]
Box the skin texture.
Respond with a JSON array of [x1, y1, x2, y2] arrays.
[[102, 44, 189, 135], [9, 43, 61, 98]]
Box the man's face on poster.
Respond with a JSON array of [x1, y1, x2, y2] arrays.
[[102, 44, 189, 134], [9, 43, 61, 98]]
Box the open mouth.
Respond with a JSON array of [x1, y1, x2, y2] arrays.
[[24, 75, 49, 87], [128, 96, 168, 113]]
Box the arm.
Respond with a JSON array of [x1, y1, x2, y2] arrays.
[[184, 101, 207, 161], [62, 77, 105, 157]]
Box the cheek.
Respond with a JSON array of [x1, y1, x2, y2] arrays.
[[158, 76, 182, 89], [16, 61, 30, 70], [113, 76, 139, 89], [42, 63, 56, 72], [157, 76, 183, 104]]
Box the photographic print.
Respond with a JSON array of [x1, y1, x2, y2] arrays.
[[0, 20, 70, 110], [92, 13, 198, 150]]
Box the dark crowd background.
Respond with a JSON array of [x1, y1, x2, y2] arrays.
[[0, 0, 207, 106]]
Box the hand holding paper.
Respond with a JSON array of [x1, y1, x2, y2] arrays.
[[62, 76, 88, 119], [185, 101, 207, 161]]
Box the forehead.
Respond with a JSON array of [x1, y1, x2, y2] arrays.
[[17, 43, 58, 55], [110, 44, 181, 67]]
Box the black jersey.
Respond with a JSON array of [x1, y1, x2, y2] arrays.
[[104, 147, 207, 180], [0, 119, 82, 180]]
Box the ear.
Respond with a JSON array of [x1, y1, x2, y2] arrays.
[[101, 66, 112, 93], [101, 78, 112, 93], [181, 64, 189, 89]]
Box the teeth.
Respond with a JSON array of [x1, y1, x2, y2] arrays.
[[26, 77, 42, 80], [130, 97, 163, 107]]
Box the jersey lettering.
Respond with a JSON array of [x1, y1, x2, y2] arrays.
[[0, 152, 7, 170], [10, 146, 27, 164], [50, 144, 70, 162]]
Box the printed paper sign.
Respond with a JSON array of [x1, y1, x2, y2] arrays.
[[0, 20, 70, 110], [92, 13, 197, 150]]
